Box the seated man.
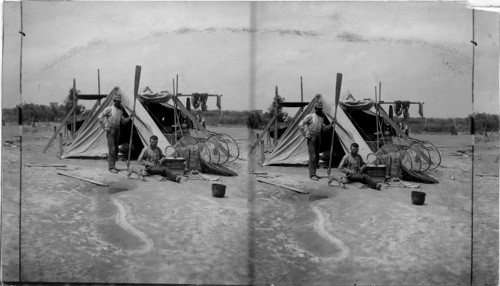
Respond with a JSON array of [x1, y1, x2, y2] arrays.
[[138, 135, 182, 183], [339, 143, 382, 190]]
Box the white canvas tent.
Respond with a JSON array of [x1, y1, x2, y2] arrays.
[[62, 87, 172, 158], [263, 94, 372, 166]]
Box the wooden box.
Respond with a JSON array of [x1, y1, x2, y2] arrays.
[[365, 165, 387, 182], [164, 158, 186, 173]]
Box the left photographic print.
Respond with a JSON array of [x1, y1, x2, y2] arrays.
[[2, 1, 253, 284]]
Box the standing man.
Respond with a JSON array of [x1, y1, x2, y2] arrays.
[[98, 90, 134, 173], [298, 100, 333, 181], [339, 143, 382, 190], [138, 135, 182, 183]]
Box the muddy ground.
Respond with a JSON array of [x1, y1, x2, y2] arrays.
[[1, 124, 498, 285]]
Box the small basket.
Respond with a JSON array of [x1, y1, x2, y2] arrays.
[[211, 183, 226, 198], [411, 191, 426, 205]]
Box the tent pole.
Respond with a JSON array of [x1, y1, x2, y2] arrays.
[[300, 77, 304, 113], [173, 78, 177, 143], [176, 74, 180, 139], [300, 77, 303, 103], [72, 79, 77, 140], [98, 69, 101, 96], [379, 81, 382, 146], [375, 86, 379, 151], [97, 69, 102, 105], [274, 86, 278, 146]]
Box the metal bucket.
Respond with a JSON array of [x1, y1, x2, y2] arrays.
[[212, 183, 226, 198], [411, 191, 426, 205]]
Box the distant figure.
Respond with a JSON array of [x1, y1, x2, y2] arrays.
[[298, 101, 333, 181], [339, 143, 382, 191], [196, 115, 206, 129], [403, 123, 409, 136], [398, 122, 409, 136], [138, 135, 182, 183], [450, 125, 458, 135], [98, 91, 134, 173]]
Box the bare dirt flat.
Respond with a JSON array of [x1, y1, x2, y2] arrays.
[[1, 124, 498, 285]]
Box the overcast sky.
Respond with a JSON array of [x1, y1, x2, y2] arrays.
[[2, 1, 498, 117]]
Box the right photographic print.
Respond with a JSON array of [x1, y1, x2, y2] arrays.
[[246, 2, 498, 285]]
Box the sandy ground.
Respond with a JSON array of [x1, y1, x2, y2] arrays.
[[1, 124, 498, 285]]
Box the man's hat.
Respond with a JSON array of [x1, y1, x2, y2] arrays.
[[113, 93, 122, 101], [314, 101, 323, 109]]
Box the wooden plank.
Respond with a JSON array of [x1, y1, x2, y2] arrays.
[[249, 113, 279, 154], [57, 172, 109, 187], [378, 107, 411, 141], [378, 101, 423, 105], [476, 174, 498, 177], [25, 164, 67, 167], [280, 102, 309, 108], [257, 179, 309, 194], [76, 94, 107, 100], [174, 97, 208, 134], [175, 93, 220, 97], [42, 105, 76, 153]]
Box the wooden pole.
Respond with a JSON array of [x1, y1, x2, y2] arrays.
[[174, 97, 208, 135], [375, 86, 378, 151], [375, 86, 379, 150], [274, 86, 278, 146], [379, 81, 382, 102], [379, 81, 384, 143], [59, 133, 63, 157], [470, 11, 475, 286], [176, 74, 179, 140], [300, 77, 303, 103], [327, 73, 342, 175], [257, 179, 309, 194], [173, 78, 177, 143], [127, 65, 141, 171], [72, 79, 76, 139], [249, 113, 279, 154], [98, 69, 101, 95], [260, 140, 265, 164], [57, 172, 108, 187]]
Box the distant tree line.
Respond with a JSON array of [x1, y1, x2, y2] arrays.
[[3, 88, 88, 124], [404, 112, 498, 134], [4, 91, 498, 135]]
